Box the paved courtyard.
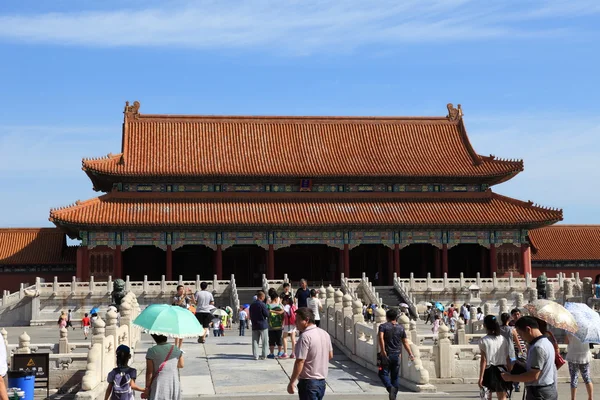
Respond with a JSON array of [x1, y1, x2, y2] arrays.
[[1, 324, 591, 399]]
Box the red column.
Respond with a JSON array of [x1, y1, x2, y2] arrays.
[[434, 248, 441, 277], [267, 245, 275, 279], [114, 245, 123, 279], [521, 244, 531, 276], [442, 244, 448, 275], [343, 244, 350, 277], [78, 246, 89, 281], [165, 245, 173, 281], [393, 244, 400, 277], [388, 247, 394, 282], [490, 244, 497, 276], [214, 244, 223, 279]]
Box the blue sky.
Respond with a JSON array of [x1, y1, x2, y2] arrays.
[[0, 0, 599, 229]]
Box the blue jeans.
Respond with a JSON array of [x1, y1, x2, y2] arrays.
[[239, 321, 246, 336], [297, 379, 326, 400], [378, 353, 400, 390]]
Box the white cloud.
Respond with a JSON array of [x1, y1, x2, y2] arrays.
[[0, 0, 598, 53]]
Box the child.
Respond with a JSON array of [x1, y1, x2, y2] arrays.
[[82, 313, 91, 340], [432, 314, 441, 335], [104, 345, 143, 400], [239, 307, 247, 336], [212, 317, 222, 337]]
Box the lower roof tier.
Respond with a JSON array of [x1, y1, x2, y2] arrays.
[[49, 190, 562, 236], [530, 225, 600, 261]]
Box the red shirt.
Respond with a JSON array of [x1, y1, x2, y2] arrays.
[[82, 317, 91, 327]]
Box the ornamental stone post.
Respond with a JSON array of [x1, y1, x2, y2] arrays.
[[515, 293, 524, 308], [546, 283, 556, 301], [409, 320, 418, 344], [17, 332, 31, 354], [105, 309, 119, 352], [92, 317, 106, 346], [564, 280, 574, 300], [318, 285, 327, 302], [59, 327, 69, 354], [528, 288, 538, 303], [498, 298, 509, 315], [455, 318, 466, 345], [436, 323, 452, 378], [334, 289, 343, 311], [89, 276, 95, 295], [583, 278, 593, 305], [483, 303, 492, 316], [352, 300, 363, 325], [53, 276, 59, 296], [375, 307, 386, 324], [326, 285, 335, 308]]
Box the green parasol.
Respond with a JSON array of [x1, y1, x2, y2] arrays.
[[133, 304, 204, 338]]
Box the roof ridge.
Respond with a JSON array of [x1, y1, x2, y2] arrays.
[[0, 227, 61, 232], [491, 192, 563, 214], [534, 224, 600, 228]]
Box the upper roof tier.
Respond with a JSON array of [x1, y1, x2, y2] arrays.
[[529, 225, 600, 261], [82, 102, 523, 191], [50, 190, 562, 238], [0, 228, 76, 265]]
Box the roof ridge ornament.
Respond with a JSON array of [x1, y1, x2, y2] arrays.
[[124, 101, 141, 119], [446, 103, 463, 121]]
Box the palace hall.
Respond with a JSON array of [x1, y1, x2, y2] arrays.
[[1, 102, 599, 291]]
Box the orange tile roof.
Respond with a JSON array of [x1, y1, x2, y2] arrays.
[[50, 191, 561, 231], [0, 228, 76, 265], [82, 102, 523, 184], [530, 225, 600, 261]]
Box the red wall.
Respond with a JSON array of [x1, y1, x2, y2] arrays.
[[0, 272, 74, 293]]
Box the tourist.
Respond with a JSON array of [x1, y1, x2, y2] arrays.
[[476, 307, 484, 321], [144, 334, 184, 400], [172, 285, 191, 348], [464, 305, 471, 324], [225, 305, 233, 329], [267, 292, 285, 359], [295, 279, 311, 308], [212, 316, 222, 337], [58, 311, 67, 329], [282, 296, 297, 359], [594, 274, 600, 298], [498, 313, 519, 362], [0, 331, 8, 400], [91, 312, 99, 324], [448, 303, 455, 319], [460, 303, 468, 321], [67, 309, 74, 330], [82, 313, 91, 339], [307, 289, 323, 327], [432, 314, 441, 336], [478, 315, 512, 400], [509, 308, 526, 392], [267, 288, 278, 305], [367, 305, 374, 322], [377, 308, 415, 400], [501, 316, 558, 400], [424, 305, 432, 324], [194, 282, 214, 344], [250, 290, 269, 360], [105, 344, 144, 400], [287, 308, 333, 399], [239, 306, 247, 336], [281, 282, 293, 300], [565, 333, 594, 400]]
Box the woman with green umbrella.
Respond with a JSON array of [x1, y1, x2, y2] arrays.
[[134, 304, 204, 400]]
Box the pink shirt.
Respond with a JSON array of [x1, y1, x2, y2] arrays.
[[295, 325, 332, 380]]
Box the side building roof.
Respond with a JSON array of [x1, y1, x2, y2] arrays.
[[82, 102, 523, 191], [0, 228, 76, 265], [50, 190, 562, 238], [530, 225, 600, 261]]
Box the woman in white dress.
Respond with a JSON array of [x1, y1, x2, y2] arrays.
[[306, 289, 323, 327]]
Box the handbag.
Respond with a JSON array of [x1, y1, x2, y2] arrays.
[[554, 351, 566, 370], [143, 345, 175, 399]]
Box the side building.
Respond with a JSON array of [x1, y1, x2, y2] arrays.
[[43, 102, 563, 287]]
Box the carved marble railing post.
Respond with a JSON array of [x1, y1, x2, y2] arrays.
[[443, 272, 449, 290], [436, 323, 452, 378], [59, 327, 69, 354], [17, 332, 31, 354], [508, 273, 515, 291], [455, 318, 466, 345], [178, 275, 183, 286], [334, 289, 343, 312], [483, 303, 492, 316], [545, 281, 555, 301], [341, 294, 353, 349], [515, 293, 524, 309], [160, 275, 167, 294], [92, 317, 107, 383], [528, 288, 538, 303], [81, 345, 101, 391], [71, 276, 77, 295], [89, 276, 95, 295], [492, 272, 498, 291], [326, 285, 335, 308], [409, 319, 418, 344], [352, 300, 363, 325], [119, 301, 132, 343], [105, 309, 119, 352], [469, 307, 476, 334], [53, 276, 59, 296], [459, 272, 465, 289], [125, 275, 131, 292], [142, 275, 148, 294], [476, 272, 481, 287], [583, 278, 593, 305], [107, 276, 113, 295], [564, 279, 574, 302], [318, 285, 327, 303], [498, 298, 508, 315]]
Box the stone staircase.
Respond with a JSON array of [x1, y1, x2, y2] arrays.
[[376, 285, 417, 318], [237, 287, 261, 307]]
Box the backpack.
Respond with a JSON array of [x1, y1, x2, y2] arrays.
[[111, 369, 134, 399], [287, 305, 297, 325]]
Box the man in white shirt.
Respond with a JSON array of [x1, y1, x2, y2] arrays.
[[0, 334, 8, 400], [194, 282, 214, 343]]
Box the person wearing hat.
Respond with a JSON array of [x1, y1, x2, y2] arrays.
[[105, 345, 144, 400]]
